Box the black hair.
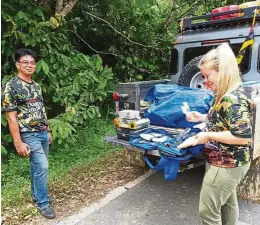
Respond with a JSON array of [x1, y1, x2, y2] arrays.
[[15, 49, 37, 62]]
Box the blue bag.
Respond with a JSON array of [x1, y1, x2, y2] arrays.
[[129, 129, 172, 150], [157, 128, 203, 157], [144, 84, 213, 128], [130, 128, 204, 180]]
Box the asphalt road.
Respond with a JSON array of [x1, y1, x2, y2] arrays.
[[72, 166, 260, 225]]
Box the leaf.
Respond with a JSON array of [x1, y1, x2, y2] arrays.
[[50, 17, 59, 28], [6, 134, 13, 142], [97, 96, 103, 101], [41, 60, 49, 74], [30, 39, 37, 47], [89, 92, 94, 102], [16, 11, 27, 20], [98, 81, 107, 90], [17, 31, 25, 39], [58, 125, 64, 138], [36, 61, 42, 73], [65, 122, 76, 132], [95, 55, 102, 71], [87, 110, 94, 119], [88, 72, 99, 83], [24, 39, 30, 46], [1, 115, 7, 127], [127, 57, 132, 64], [52, 127, 57, 140], [50, 57, 55, 64], [83, 111, 88, 119], [53, 63, 59, 70], [1, 145, 7, 155]]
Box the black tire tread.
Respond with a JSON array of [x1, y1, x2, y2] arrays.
[[178, 56, 203, 87]]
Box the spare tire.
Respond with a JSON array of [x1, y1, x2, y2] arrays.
[[178, 56, 205, 88]]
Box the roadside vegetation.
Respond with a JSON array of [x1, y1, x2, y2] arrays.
[[2, 119, 148, 224], [1, 0, 248, 224]]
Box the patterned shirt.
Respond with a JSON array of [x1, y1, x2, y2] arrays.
[[2, 76, 48, 132], [204, 87, 252, 168]]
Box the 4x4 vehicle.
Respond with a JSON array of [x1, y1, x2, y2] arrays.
[[105, 3, 260, 200]]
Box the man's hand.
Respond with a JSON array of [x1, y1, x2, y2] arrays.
[[177, 132, 209, 149], [6, 111, 30, 157], [14, 141, 30, 157], [48, 132, 52, 144]]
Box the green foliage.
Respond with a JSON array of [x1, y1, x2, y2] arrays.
[[1, 119, 119, 209], [72, 0, 178, 82], [1, 145, 8, 155], [2, 0, 240, 156], [1, 113, 13, 156], [1, 1, 114, 154]]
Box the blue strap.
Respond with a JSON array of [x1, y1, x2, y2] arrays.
[[144, 155, 167, 171], [144, 154, 180, 180], [164, 157, 180, 180]]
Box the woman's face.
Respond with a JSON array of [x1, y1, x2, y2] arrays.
[[200, 65, 219, 92]]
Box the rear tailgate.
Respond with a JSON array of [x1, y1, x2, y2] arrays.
[[103, 135, 159, 156], [103, 125, 205, 172]]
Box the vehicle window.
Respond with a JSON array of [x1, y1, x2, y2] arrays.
[[231, 44, 251, 74], [184, 46, 212, 66], [184, 44, 251, 74], [169, 48, 178, 74]]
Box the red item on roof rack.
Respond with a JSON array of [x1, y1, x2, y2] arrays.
[[211, 5, 239, 21]]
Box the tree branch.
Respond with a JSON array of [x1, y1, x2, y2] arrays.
[[164, 1, 180, 28], [83, 11, 159, 50], [67, 29, 153, 73], [176, 0, 202, 21]]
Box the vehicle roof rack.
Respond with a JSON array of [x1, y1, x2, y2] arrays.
[[179, 6, 260, 32]]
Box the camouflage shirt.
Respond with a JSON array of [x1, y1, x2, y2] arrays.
[[204, 87, 252, 168], [2, 76, 48, 133]]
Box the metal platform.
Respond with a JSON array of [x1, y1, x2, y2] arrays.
[[103, 135, 205, 172]]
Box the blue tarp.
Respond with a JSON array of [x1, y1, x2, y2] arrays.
[[144, 84, 214, 128], [130, 128, 204, 180]]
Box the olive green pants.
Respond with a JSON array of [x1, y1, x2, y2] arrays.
[[199, 162, 250, 225]]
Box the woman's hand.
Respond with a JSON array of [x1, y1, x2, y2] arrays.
[[186, 111, 207, 123], [177, 132, 209, 149]]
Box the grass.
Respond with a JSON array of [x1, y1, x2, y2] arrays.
[[1, 118, 122, 221]]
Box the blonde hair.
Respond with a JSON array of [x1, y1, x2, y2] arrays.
[[199, 43, 242, 108]]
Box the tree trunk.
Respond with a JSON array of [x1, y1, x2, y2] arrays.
[[60, 0, 77, 17], [55, 0, 77, 18], [237, 157, 260, 203], [55, 0, 63, 14]]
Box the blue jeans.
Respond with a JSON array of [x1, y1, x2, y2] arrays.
[[21, 130, 50, 210]]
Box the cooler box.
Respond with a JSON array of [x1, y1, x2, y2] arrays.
[[211, 5, 239, 21]]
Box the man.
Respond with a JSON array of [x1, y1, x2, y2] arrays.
[[2, 49, 55, 219]]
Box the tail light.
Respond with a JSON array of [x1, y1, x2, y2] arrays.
[[112, 92, 128, 101], [113, 92, 119, 101]]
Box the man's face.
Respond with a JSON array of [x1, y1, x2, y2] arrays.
[[15, 55, 36, 76], [200, 65, 219, 92]]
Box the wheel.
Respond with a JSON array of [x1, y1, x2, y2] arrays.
[[178, 56, 205, 88]]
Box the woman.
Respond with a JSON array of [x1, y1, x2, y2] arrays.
[[178, 43, 252, 225]]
